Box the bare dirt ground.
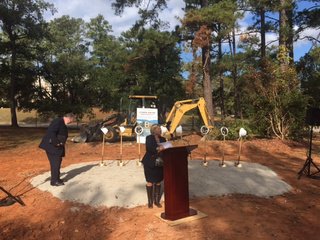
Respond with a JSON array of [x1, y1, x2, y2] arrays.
[[1, 127, 320, 240]]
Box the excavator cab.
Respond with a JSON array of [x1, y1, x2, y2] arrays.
[[125, 95, 158, 125]]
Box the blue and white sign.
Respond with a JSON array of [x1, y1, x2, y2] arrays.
[[136, 108, 158, 143]]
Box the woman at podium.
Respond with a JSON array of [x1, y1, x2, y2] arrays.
[[141, 124, 166, 208]]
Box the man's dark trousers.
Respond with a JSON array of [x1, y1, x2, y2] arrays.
[[46, 152, 62, 184]]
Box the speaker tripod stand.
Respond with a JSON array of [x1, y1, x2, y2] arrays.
[[298, 125, 320, 179]]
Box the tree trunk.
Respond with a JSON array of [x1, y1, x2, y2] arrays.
[[260, 7, 266, 60], [286, 2, 294, 64], [202, 45, 214, 118], [10, 47, 19, 128], [279, 0, 294, 65], [217, 24, 225, 120], [200, 0, 214, 118], [279, 0, 287, 47], [231, 27, 241, 119], [279, 0, 289, 71]]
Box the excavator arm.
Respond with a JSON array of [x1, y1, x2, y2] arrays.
[[165, 97, 213, 135]]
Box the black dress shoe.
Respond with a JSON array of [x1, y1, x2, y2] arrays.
[[58, 179, 64, 184], [50, 182, 65, 186]]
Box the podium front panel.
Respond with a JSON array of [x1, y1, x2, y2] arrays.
[[161, 145, 197, 220]]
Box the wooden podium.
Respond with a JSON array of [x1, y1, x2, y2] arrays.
[[160, 145, 198, 221]]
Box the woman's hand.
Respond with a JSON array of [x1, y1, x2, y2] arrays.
[[157, 145, 164, 152]]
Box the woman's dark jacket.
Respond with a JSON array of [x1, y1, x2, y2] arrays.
[[141, 134, 166, 168]]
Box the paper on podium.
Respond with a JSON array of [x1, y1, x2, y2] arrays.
[[159, 141, 173, 149]]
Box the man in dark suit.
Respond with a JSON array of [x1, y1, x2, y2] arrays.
[[39, 113, 75, 186]]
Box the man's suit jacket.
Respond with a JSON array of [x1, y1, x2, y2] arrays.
[[39, 117, 68, 157]]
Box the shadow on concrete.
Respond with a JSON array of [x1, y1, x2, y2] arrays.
[[61, 163, 98, 182]]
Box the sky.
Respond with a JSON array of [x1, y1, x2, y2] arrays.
[[45, 0, 318, 62], [45, 0, 185, 36]]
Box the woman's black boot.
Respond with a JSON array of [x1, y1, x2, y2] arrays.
[[146, 185, 153, 208], [154, 184, 162, 208]]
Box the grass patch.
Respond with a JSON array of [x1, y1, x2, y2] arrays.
[[0, 108, 109, 125], [0, 127, 45, 151], [0, 127, 79, 151]]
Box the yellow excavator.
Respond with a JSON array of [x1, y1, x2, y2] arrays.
[[162, 97, 214, 138]]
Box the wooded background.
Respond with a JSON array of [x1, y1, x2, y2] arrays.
[[0, 0, 319, 140]]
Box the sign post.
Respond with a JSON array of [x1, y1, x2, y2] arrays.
[[100, 127, 109, 166], [134, 125, 144, 166]]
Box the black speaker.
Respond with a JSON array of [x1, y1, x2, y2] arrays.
[[306, 108, 320, 126]]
